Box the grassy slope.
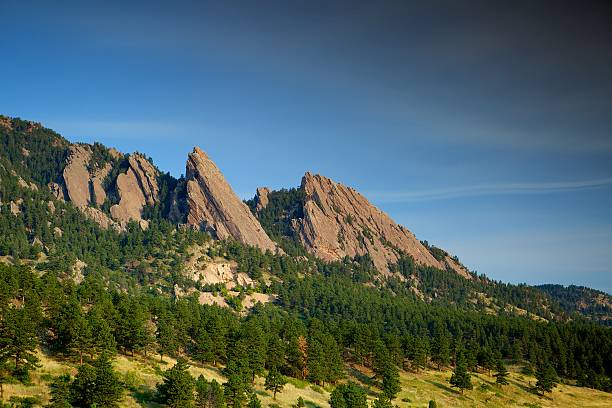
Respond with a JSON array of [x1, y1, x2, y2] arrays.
[[3, 351, 611, 407]]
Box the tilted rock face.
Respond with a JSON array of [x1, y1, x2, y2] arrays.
[[254, 187, 270, 212], [62, 145, 111, 208], [110, 154, 159, 223], [63, 145, 93, 208], [293, 172, 460, 275], [185, 147, 276, 252]]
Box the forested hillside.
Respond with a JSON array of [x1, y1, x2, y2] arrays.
[[0, 116, 610, 407]]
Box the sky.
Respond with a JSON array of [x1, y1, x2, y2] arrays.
[[1, 0, 611, 293]]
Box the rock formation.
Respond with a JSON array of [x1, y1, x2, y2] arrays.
[[185, 147, 276, 252], [110, 154, 159, 224], [254, 187, 270, 212], [62, 145, 93, 208], [292, 172, 469, 276]]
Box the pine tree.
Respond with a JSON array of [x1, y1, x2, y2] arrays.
[[431, 332, 451, 370], [247, 392, 262, 408], [0, 305, 40, 376], [295, 396, 306, 407], [70, 353, 123, 407], [157, 358, 195, 408], [494, 360, 510, 386], [46, 374, 72, 408], [90, 352, 123, 407], [195, 375, 225, 408], [411, 337, 428, 372], [224, 371, 249, 408], [264, 367, 287, 400], [329, 382, 368, 408], [535, 362, 558, 395], [156, 313, 177, 362], [449, 353, 472, 394], [381, 362, 401, 400]]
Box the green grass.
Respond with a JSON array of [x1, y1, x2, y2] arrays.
[[2, 350, 611, 407]]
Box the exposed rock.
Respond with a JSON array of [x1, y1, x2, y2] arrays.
[[81, 206, 121, 231], [9, 200, 21, 215], [198, 292, 228, 308], [72, 259, 87, 284], [90, 162, 111, 206], [0, 116, 12, 129], [292, 172, 447, 275], [254, 187, 270, 212], [48, 182, 66, 201], [21, 147, 30, 157], [63, 145, 93, 208], [110, 154, 159, 223], [108, 147, 123, 160], [185, 147, 276, 252], [53, 227, 63, 237], [442, 255, 472, 279], [47, 201, 56, 214]]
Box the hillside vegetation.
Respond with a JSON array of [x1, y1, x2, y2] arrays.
[[0, 116, 610, 407]]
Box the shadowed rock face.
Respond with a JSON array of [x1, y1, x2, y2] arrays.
[[293, 172, 470, 277], [110, 154, 159, 224], [185, 147, 276, 252]]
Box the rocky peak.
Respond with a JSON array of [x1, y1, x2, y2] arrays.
[[110, 153, 159, 224], [293, 172, 470, 277], [185, 147, 276, 252], [254, 187, 270, 212]]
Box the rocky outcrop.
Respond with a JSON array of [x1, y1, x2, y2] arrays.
[[185, 147, 276, 252], [81, 207, 121, 231], [292, 172, 458, 275], [62, 145, 92, 208], [48, 182, 66, 201], [90, 163, 111, 206], [110, 154, 159, 224], [254, 187, 270, 212]]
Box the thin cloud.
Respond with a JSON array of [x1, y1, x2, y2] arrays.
[[369, 177, 612, 202]]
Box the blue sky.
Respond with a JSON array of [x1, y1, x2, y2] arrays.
[[1, 0, 611, 292]]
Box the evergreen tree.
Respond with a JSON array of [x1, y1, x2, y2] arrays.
[[157, 358, 195, 408], [411, 337, 428, 372], [0, 305, 40, 377], [156, 313, 177, 362], [381, 362, 401, 400], [535, 362, 558, 395], [431, 332, 451, 370], [295, 396, 306, 407], [247, 392, 261, 408], [224, 371, 249, 408], [329, 382, 367, 408], [264, 368, 287, 400], [195, 375, 225, 408], [428, 400, 437, 408], [46, 374, 72, 408], [449, 353, 472, 394], [494, 360, 510, 386], [477, 347, 496, 375], [70, 353, 123, 408]]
